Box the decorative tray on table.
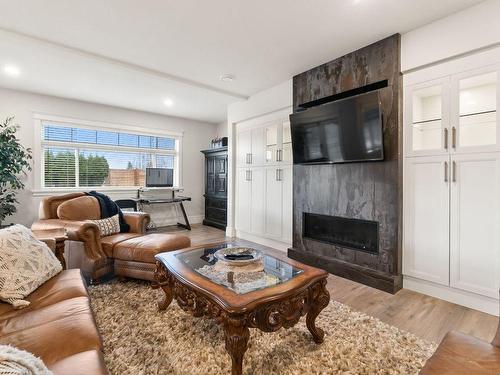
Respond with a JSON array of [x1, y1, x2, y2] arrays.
[[214, 247, 263, 266]]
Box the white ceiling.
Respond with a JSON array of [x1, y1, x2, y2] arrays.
[[0, 0, 484, 123]]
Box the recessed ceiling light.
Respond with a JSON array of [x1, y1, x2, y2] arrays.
[[219, 74, 235, 82], [3, 65, 21, 77], [163, 98, 174, 107]]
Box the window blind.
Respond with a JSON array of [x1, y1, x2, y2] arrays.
[[41, 123, 178, 188]]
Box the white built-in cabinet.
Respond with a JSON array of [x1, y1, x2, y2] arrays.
[[235, 118, 292, 245], [404, 62, 500, 308]]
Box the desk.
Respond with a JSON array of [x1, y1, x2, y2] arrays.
[[132, 196, 192, 230]]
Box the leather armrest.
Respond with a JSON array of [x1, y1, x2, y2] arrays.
[[123, 212, 150, 234], [31, 219, 103, 260]]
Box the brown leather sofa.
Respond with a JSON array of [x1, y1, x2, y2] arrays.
[[31, 193, 191, 283], [420, 296, 500, 374], [0, 241, 107, 374]]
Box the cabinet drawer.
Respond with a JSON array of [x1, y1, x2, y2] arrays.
[[206, 198, 227, 210], [205, 207, 227, 223]]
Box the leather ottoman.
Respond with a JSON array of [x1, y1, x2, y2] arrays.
[[113, 233, 191, 281]]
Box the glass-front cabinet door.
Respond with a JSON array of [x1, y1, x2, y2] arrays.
[[406, 78, 450, 156], [264, 119, 293, 164], [281, 119, 292, 163], [452, 66, 499, 153], [265, 123, 279, 163]]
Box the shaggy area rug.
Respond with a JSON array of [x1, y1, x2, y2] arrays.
[[89, 281, 436, 375]]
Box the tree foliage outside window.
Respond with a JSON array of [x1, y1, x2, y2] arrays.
[[44, 150, 110, 187]]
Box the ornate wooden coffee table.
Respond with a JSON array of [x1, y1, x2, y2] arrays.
[[154, 241, 330, 375]]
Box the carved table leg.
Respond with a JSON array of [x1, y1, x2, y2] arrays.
[[306, 279, 330, 344], [154, 261, 174, 311], [158, 284, 173, 311], [224, 316, 249, 375]]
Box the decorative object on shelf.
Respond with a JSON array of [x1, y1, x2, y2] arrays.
[[0, 117, 32, 227], [211, 136, 228, 148], [201, 147, 227, 230]]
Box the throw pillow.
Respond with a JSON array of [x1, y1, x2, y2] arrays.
[[0, 344, 53, 375], [0, 225, 62, 309], [87, 214, 120, 237]]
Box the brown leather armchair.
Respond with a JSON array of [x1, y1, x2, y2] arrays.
[[420, 293, 500, 374], [32, 193, 151, 282]]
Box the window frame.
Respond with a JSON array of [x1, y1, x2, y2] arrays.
[[33, 114, 183, 195]]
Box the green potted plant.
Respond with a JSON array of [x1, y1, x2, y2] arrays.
[[0, 117, 32, 227]]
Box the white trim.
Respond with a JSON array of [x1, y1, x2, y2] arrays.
[[33, 112, 184, 138], [403, 276, 499, 316]]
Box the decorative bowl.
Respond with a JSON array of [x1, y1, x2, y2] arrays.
[[214, 247, 263, 266]]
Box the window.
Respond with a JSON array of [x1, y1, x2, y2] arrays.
[[39, 120, 180, 189]]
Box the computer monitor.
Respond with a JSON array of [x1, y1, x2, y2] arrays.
[[145, 168, 174, 187]]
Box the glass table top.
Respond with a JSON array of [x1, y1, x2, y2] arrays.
[[175, 243, 303, 294]]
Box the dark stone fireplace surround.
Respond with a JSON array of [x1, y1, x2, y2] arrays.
[[288, 34, 403, 294]]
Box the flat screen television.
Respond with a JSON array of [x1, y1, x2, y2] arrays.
[[290, 91, 383, 164], [146, 168, 174, 187]]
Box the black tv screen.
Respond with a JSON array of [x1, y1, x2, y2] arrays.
[[290, 91, 383, 164]]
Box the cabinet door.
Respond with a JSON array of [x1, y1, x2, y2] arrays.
[[405, 78, 450, 157], [281, 120, 293, 163], [281, 166, 293, 243], [265, 167, 283, 238], [235, 168, 251, 233], [214, 155, 227, 197], [451, 66, 499, 154], [251, 127, 266, 166], [237, 129, 252, 166], [450, 153, 500, 298], [205, 156, 215, 195], [265, 123, 279, 164], [250, 168, 265, 235], [404, 156, 450, 285]]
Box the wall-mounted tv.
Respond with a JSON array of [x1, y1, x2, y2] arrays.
[[290, 91, 383, 165]]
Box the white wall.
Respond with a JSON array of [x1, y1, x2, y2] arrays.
[[0, 88, 217, 227], [226, 79, 292, 237], [216, 121, 227, 138], [402, 0, 500, 72]]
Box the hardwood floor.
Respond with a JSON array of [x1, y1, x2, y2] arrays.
[[156, 224, 499, 344]]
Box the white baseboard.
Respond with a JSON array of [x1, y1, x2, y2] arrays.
[[403, 276, 499, 316], [235, 230, 291, 252]]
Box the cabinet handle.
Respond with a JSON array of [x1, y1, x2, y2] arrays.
[[452, 127, 456, 149], [276, 169, 282, 181], [249, 154, 253, 164], [444, 128, 448, 150], [276, 149, 280, 162], [248, 170, 252, 181], [452, 161, 456, 182], [444, 161, 448, 182]]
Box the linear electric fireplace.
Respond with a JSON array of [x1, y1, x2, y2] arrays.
[[303, 213, 379, 254]]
